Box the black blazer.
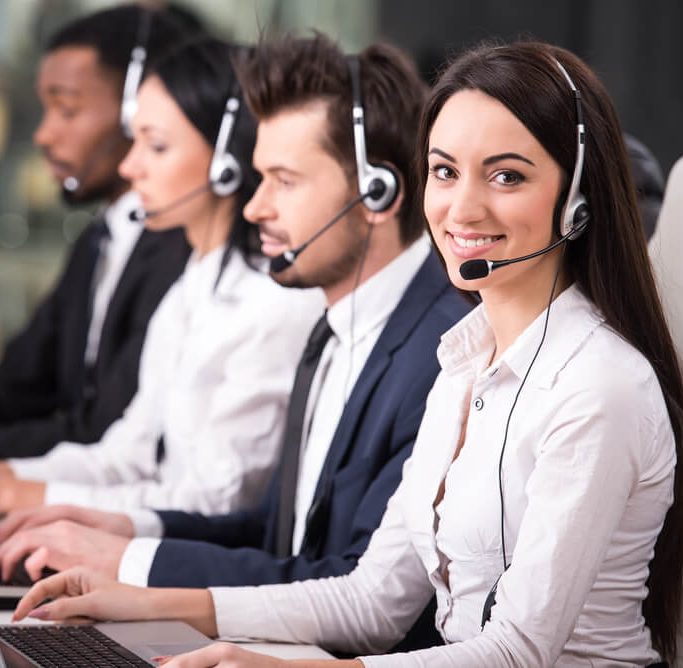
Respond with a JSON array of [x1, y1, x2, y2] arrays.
[[148, 251, 471, 589], [0, 219, 190, 457]]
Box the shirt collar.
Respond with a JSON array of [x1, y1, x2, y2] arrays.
[[104, 190, 144, 244], [182, 245, 226, 299], [438, 284, 606, 390], [327, 235, 432, 347]]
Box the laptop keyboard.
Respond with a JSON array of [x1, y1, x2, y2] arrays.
[[0, 625, 151, 667]]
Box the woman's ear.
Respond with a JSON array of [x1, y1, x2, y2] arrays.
[[362, 166, 405, 226]]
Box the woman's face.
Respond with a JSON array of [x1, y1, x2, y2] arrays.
[[424, 89, 565, 299], [118, 75, 214, 230]]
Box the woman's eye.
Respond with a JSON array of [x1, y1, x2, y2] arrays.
[[150, 144, 167, 154], [493, 170, 524, 186], [429, 165, 456, 181]]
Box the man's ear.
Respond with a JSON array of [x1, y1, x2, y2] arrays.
[[362, 166, 405, 226]]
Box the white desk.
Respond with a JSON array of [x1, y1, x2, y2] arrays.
[[0, 610, 334, 660]]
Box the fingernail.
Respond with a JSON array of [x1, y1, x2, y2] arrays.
[[28, 607, 49, 620], [152, 656, 171, 665]]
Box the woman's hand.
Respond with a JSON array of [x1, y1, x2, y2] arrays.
[[12, 566, 153, 624], [13, 566, 218, 636], [156, 642, 285, 667], [155, 642, 363, 668]]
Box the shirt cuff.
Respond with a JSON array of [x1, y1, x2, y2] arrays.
[[8, 457, 51, 480], [210, 586, 270, 640], [43, 481, 92, 507], [127, 510, 164, 538], [117, 537, 162, 586]]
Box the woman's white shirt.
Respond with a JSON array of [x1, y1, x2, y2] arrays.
[[10, 248, 324, 514], [210, 285, 674, 667]]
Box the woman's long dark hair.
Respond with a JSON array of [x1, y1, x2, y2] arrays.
[[147, 37, 261, 262], [417, 41, 683, 661]]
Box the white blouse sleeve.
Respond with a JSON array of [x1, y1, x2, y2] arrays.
[[364, 366, 674, 666], [209, 455, 435, 655]]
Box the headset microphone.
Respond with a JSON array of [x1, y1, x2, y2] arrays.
[[269, 191, 370, 273], [459, 215, 589, 280], [61, 128, 130, 196], [128, 183, 211, 222]]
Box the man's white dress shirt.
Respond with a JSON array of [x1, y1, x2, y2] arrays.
[[84, 190, 143, 365], [10, 247, 324, 515], [117, 236, 431, 585], [207, 285, 674, 667]]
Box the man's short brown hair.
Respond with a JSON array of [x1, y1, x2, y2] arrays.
[[238, 33, 427, 245]]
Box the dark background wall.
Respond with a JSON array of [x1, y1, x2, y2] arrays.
[[378, 0, 682, 173]]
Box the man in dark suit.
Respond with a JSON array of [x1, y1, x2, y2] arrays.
[[0, 5, 194, 458], [0, 34, 471, 648]]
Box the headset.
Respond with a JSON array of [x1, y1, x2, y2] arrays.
[[207, 83, 243, 197], [128, 50, 244, 222], [119, 9, 153, 139], [348, 55, 399, 213], [123, 17, 243, 198], [480, 56, 590, 630], [63, 9, 153, 193], [270, 55, 399, 272], [459, 57, 590, 281], [554, 59, 589, 239]]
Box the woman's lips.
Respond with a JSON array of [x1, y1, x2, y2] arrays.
[[446, 232, 504, 260]]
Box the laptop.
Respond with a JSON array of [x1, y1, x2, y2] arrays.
[[0, 588, 29, 613], [0, 620, 213, 667]]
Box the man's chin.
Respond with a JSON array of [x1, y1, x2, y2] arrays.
[[268, 264, 307, 290]]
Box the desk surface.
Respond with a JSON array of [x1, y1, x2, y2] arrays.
[[0, 611, 334, 660]]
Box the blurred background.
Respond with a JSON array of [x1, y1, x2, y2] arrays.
[[0, 0, 680, 350]]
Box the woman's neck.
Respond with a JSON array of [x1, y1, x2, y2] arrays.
[[185, 197, 236, 257], [481, 265, 569, 364]]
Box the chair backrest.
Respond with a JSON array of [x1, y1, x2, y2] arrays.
[[650, 157, 683, 362]]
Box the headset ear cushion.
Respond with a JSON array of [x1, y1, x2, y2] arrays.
[[363, 164, 399, 213], [568, 201, 590, 239]]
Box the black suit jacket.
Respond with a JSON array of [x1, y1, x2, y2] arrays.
[[0, 219, 190, 457], [149, 252, 471, 590]]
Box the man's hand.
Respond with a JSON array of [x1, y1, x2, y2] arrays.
[[0, 520, 130, 582], [0, 505, 134, 543], [0, 479, 45, 513]]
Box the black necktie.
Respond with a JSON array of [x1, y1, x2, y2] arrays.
[[276, 312, 334, 558], [82, 215, 111, 399], [85, 215, 111, 307]]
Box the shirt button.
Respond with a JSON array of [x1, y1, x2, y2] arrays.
[[473, 396, 484, 411]]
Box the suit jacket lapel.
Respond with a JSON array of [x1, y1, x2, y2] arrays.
[[314, 251, 449, 487]]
